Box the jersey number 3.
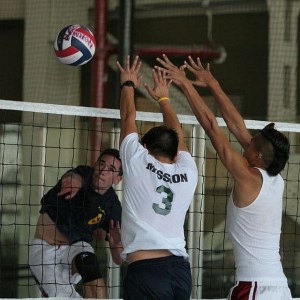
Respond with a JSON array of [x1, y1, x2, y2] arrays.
[[152, 185, 174, 216]]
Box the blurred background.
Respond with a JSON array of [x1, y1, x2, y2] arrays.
[[1, 0, 298, 121]]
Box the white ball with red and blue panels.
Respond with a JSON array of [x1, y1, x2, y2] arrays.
[[54, 24, 96, 66]]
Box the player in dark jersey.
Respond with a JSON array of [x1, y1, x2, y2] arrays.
[[29, 148, 123, 298]]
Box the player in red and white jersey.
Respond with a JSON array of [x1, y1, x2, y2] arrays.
[[158, 54, 292, 300]]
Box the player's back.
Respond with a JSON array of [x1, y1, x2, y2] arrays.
[[120, 133, 198, 261]]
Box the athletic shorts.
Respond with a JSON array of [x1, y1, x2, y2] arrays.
[[123, 255, 192, 300], [29, 238, 95, 298], [227, 281, 292, 300]]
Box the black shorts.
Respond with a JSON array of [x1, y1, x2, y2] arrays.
[[123, 255, 192, 300]]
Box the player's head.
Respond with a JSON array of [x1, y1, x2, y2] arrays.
[[141, 125, 179, 161], [254, 123, 290, 176], [92, 148, 122, 194]]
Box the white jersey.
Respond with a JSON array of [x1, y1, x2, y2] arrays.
[[227, 168, 288, 284], [120, 133, 198, 261]]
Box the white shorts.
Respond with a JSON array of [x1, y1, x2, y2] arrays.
[[29, 238, 94, 298], [227, 281, 292, 300]]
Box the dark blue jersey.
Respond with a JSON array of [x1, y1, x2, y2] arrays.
[[40, 166, 122, 243]]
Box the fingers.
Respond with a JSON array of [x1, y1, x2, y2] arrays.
[[156, 53, 176, 70], [179, 65, 186, 72], [125, 55, 131, 70], [188, 56, 198, 69], [109, 219, 115, 229], [131, 55, 141, 72], [116, 61, 124, 72], [144, 82, 156, 100], [157, 67, 163, 83], [187, 56, 202, 70], [145, 68, 170, 101], [161, 53, 174, 66], [118, 54, 209, 89], [184, 60, 198, 75], [153, 68, 167, 84], [109, 219, 121, 229], [116, 55, 141, 72], [57, 189, 69, 197]]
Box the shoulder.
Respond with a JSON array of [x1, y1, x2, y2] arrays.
[[105, 187, 121, 203], [120, 132, 138, 146], [120, 132, 145, 161], [258, 168, 284, 188], [232, 167, 265, 207], [177, 151, 198, 170]]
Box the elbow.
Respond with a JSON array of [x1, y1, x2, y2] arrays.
[[121, 112, 135, 124]]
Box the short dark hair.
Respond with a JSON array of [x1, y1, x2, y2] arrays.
[[141, 125, 179, 160], [98, 148, 122, 176], [260, 123, 290, 176]]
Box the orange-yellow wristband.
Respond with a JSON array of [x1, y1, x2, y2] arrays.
[[157, 97, 170, 103]]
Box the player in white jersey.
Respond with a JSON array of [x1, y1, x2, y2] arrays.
[[116, 55, 198, 300], [158, 54, 292, 300]]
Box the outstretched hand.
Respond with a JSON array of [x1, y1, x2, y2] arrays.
[[144, 68, 172, 101], [109, 220, 122, 248], [57, 173, 82, 200], [184, 56, 215, 87], [155, 54, 187, 87], [116, 55, 142, 87]]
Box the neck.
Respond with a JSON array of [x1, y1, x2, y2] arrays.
[[153, 154, 174, 164], [91, 183, 109, 195]]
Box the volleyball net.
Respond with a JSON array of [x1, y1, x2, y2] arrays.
[[0, 99, 300, 299]]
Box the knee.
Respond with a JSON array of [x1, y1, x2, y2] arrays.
[[74, 252, 102, 283]]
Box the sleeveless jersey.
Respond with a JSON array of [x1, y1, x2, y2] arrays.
[[227, 168, 288, 284], [120, 133, 198, 261]]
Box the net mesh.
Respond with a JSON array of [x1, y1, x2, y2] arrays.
[[1, 100, 300, 299]]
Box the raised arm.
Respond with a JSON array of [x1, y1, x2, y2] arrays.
[[144, 68, 188, 152], [156, 55, 250, 181], [184, 56, 252, 150], [116, 55, 142, 144]]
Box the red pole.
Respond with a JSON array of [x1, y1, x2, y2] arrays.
[[91, 0, 108, 163]]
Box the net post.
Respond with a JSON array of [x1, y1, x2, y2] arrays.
[[106, 126, 122, 298], [188, 124, 206, 299]]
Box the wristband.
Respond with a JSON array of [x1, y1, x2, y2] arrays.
[[120, 80, 135, 90], [157, 97, 170, 103]]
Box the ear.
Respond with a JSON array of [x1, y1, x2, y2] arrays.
[[113, 175, 122, 186]]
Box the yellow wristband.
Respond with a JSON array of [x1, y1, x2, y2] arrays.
[[157, 97, 170, 103]]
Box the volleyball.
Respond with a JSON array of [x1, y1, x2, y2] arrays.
[[54, 24, 96, 66]]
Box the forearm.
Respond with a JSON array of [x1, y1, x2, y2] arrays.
[[208, 79, 251, 148], [120, 86, 137, 142], [159, 99, 187, 151], [181, 81, 216, 134], [208, 80, 246, 132], [159, 100, 180, 131], [110, 244, 123, 265]]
